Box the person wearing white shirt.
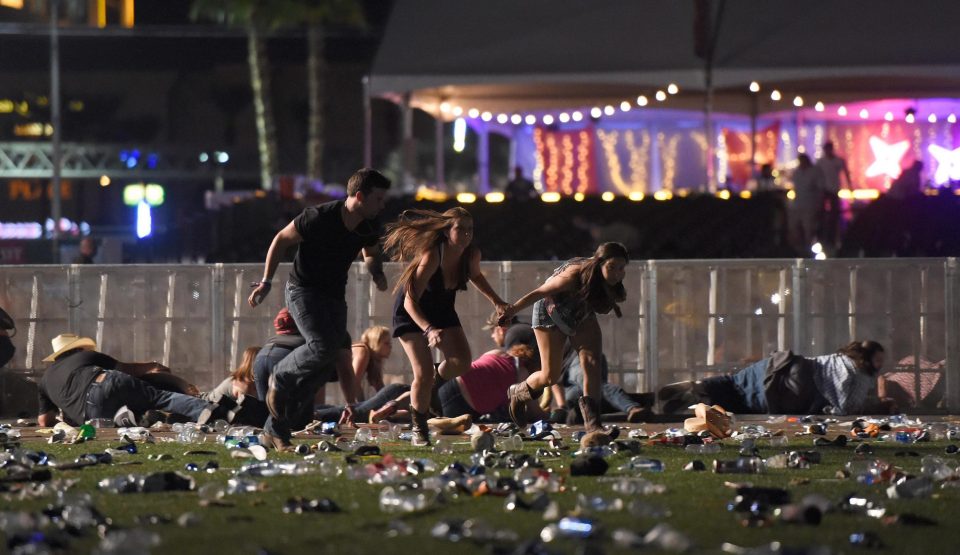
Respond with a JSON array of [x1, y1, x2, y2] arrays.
[[816, 142, 853, 249]]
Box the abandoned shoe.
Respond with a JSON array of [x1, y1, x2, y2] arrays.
[[580, 430, 613, 449], [578, 396, 604, 433]]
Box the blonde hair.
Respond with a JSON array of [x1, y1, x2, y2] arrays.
[[360, 325, 391, 355], [383, 207, 474, 294], [231, 346, 260, 383]]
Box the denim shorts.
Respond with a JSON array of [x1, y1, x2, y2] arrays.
[[532, 297, 594, 337]]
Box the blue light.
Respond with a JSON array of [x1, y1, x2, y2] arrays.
[[136, 200, 152, 238], [146, 153, 159, 169], [125, 158, 137, 169]]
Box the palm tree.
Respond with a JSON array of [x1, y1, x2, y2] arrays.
[[190, 0, 284, 190], [191, 0, 364, 189], [285, 0, 364, 181]]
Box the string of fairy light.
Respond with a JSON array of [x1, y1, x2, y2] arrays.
[[424, 80, 960, 204]]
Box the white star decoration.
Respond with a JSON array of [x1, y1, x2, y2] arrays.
[[865, 137, 909, 179], [928, 144, 960, 185]]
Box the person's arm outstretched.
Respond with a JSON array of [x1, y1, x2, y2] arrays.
[[249, 221, 302, 307]]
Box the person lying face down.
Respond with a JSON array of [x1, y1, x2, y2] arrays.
[[657, 340, 890, 416], [37, 333, 237, 428]]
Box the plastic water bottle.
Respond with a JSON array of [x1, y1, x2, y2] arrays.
[[713, 456, 765, 474], [619, 456, 665, 472], [685, 443, 721, 454]]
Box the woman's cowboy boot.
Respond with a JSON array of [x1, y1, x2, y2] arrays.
[[410, 409, 431, 446], [507, 382, 534, 428], [578, 396, 612, 448]]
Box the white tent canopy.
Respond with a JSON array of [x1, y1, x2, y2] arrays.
[[371, 0, 960, 117]]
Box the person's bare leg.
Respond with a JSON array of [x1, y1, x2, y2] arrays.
[[524, 328, 567, 391], [571, 318, 603, 401], [435, 327, 472, 380]]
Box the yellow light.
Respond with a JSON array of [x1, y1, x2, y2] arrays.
[[452, 106, 463, 117], [814, 101, 825, 112], [928, 114, 938, 123], [749, 81, 760, 93], [906, 113, 916, 123], [496, 113, 508, 124], [540, 192, 562, 203], [68, 100, 84, 112], [0, 99, 12, 113], [571, 111, 583, 122], [99, 175, 111, 187], [525, 114, 537, 125], [717, 190, 731, 200], [837, 105, 847, 116], [254, 190, 267, 198], [601, 191, 615, 202], [847, 189, 880, 200], [558, 113, 570, 123], [415, 186, 449, 202], [667, 83, 679, 95], [676, 189, 689, 197], [484, 191, 504, 203], [739, 190, 752, 199], [1, 0, 25, 8], [439, 102, 451, 113], [859, 109, 869, 119], [770, 90, 782, 101], [655, 90, 667, 101], [603, 105, 615, 116], [636, 95, 648, 107], [884, 112, 894, 122], [793, 96, 803, 107], [786, 189, 796, 200], [653, 190, 672, 201], [542, 114, 554, 125], [481, 111, 493, 122], [573, 192, 585, 202], [511, 114, 522, 125], [122, 0, 134, 27], [456, 192, 477, 204], [950, 114, 958, 124], [467, 108, 480, 119], [619, 101, 631, 112], [628, 191, 644, 201]]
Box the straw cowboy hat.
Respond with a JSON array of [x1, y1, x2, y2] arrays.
[[43, 333, 97, 362]]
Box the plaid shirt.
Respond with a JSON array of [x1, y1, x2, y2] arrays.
[[811, 354, 873, 415]]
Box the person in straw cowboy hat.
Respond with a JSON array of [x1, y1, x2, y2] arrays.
[[37, 333, 236, 428]]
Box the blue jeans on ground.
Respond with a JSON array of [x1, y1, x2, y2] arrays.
[[85, 370, 212, 422], [699, 358, 770, 413], [264, 283, 346, 440], [314, 383, 410, 422], [563, 354, 640, 413]]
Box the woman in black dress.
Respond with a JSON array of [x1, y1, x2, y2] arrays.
[[384, 207, 507, 445]]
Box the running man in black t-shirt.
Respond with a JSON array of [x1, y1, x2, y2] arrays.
[[37, 333, 225, 427], [248, 168, 391, 450]]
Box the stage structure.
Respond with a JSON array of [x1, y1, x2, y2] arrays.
[[369, 0, 960, 196]]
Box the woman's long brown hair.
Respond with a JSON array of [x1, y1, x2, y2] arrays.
[[383, 207, 475, 295], [231, 346, 260, 383], [571, 242, 629, 318]]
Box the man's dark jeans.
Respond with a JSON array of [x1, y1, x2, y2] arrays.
[[264, 282, 346, 440], [85, 370, 212, 422]]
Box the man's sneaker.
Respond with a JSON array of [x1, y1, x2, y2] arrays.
[[261, 431, 294, 452], [507, 382, 533, 428], [139, 410, 166, 428], [113, 405, 137, 427]]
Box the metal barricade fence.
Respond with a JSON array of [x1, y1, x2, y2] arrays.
[[0, 259, 957, 413]]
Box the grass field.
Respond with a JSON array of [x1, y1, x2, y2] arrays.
[[2, 421, 960, 554]]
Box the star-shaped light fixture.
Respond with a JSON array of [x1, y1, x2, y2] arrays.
[[929, 144, 960, 185], [865, 136, 909, 179]]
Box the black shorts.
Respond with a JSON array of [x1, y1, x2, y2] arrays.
[[392, 289, 461, 338]]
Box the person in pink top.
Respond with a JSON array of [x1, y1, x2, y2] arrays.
[[436, 342, 546, 421]]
